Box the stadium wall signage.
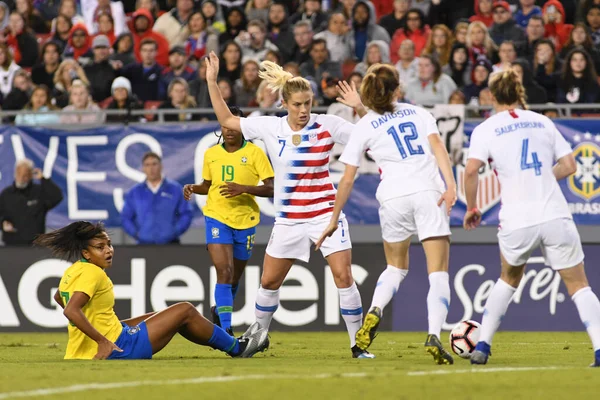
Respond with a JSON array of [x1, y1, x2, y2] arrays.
[[1, 244, 597, 332]]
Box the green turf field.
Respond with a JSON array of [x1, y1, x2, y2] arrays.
[[0, 331, 598, 399]]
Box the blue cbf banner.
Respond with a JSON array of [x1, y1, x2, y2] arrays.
[[452, 120, 600, 226], [0, 124, 381, 228]]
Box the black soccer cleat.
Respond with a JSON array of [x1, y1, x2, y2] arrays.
[[352, 345, 375, 359], [226, 327, 234, 337], [424, 334, 454, 365], [211, 306, 221, 327], [355, 307, 381, 351]]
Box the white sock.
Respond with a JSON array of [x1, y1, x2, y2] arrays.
[[339, 282, 363, 348], [255, 287, 279, 330], [370, 265, 408, 315], [572, 287, 600, 351], [478, 279, 516, 345], [427, 271, 451, 337]]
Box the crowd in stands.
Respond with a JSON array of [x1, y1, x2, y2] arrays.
[[1, 0, 600, 125]]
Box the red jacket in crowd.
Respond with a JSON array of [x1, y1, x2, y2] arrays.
[[542, 0, 573, 52], [390, 25, 431, 64], [469, 0, 494, 27], [131, 8, 170, 66]]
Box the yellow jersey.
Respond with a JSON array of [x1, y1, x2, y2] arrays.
[[202, 141, 274, 229], [58, 260, 122, 360]]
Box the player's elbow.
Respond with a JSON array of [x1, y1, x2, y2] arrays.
[[464, 160, 481, 179], [561, 154, 577, 176]]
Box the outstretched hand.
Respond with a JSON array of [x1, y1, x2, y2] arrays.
[[205, 51, 220, 83], [336, 80, 363, 110]]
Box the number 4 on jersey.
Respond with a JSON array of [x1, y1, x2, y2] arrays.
[[520, 138, 542, 176]]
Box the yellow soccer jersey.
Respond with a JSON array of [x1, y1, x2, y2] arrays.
[[58, 260, 122, 360], [202, 141, 274, 229]]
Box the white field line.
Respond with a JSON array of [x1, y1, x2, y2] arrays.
[[0, 366, 575, 399], [0, 373, 367, 399], [407, 366, 567, 376]]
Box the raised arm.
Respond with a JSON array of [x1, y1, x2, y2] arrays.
[[205, 51, 242, 132], [336, 80, 367, 118]]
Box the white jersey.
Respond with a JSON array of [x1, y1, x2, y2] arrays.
[[468, 109, 573, 230], [340, 103, 445, 204], [240, 113, 352, 224]]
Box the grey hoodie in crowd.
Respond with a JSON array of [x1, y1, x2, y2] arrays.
[[353, 40, 390, 76], [0, 2, 10, 32]]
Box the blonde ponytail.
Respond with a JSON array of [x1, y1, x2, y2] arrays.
[[259, 60, 312, 102], [489, 69, 528, 110]]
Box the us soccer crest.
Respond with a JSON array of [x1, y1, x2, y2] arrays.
[[456, 148, 501, 213], [568, 139, 600, 201], [309, 132, 318, 144], [292, 134, 302, 146]]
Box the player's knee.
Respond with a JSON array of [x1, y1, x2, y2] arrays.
[[332, 269, 353, 288], [215, 264, 234, 283], [260, 277, 282, 290], [500, 268, 523, 287], [179, 301, 198, 318]]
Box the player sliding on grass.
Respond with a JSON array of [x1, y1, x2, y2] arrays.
[[39, 221, 269, 360], [316, 63, 457, 365], [464, 68, 600, 367], [183, 106, 275, 336], [204, 51, 374, 358]]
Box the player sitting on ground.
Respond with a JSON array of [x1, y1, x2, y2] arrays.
[[183, 106, 275, 336], [39, 221, 269, 360], [316, 63, 457, 365], [463, 68, 600, 367]]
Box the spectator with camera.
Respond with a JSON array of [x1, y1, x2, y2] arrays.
[[52, 58, 90, 108], [0, 159, 63, 246], [235, 19, 278, 63]]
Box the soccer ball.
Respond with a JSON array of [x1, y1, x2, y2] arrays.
[[449, 320, 481, 359]]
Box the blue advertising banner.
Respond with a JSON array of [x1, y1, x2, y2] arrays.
[[451, 120, 600, 226], [0, 124, 381, 228], [1, 119, 599, 229]]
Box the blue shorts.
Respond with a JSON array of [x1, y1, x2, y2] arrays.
[[205, 217, 256, 261], [107, 321, 153, 360]]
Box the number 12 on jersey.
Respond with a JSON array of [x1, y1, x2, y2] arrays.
[[520, 138, 542, 175], [387, 122, 424, 159]]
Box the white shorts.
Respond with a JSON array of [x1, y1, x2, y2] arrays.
[[498, 218, 585, 270], [266, 216, 352, 263], [378, 190, 451, 243]]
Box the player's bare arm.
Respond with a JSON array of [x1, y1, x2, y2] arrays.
[[428, 133, 457, 216], [220, 177, 274, 198], [205, 51, 242, 132], [315, 165, 358, 250], [183, 181, 211, 200], [63, 291, 123, 359], [553, 153, 577, 180], [463, 158, 484, 230]]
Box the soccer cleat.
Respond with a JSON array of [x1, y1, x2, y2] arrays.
[[355, 307, 381, 351], [470, 342, 491, 365], [226, 327, 234, 337], [241, 321, 262, 338], [590, 350, 600, 367], [352, 345, 375, 359], [424, 334, 454, 365], [232, 324, 269, 358], [211, 306, 221, 327]]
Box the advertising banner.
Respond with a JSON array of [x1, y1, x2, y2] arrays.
[[1, 244, 597, 333]]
